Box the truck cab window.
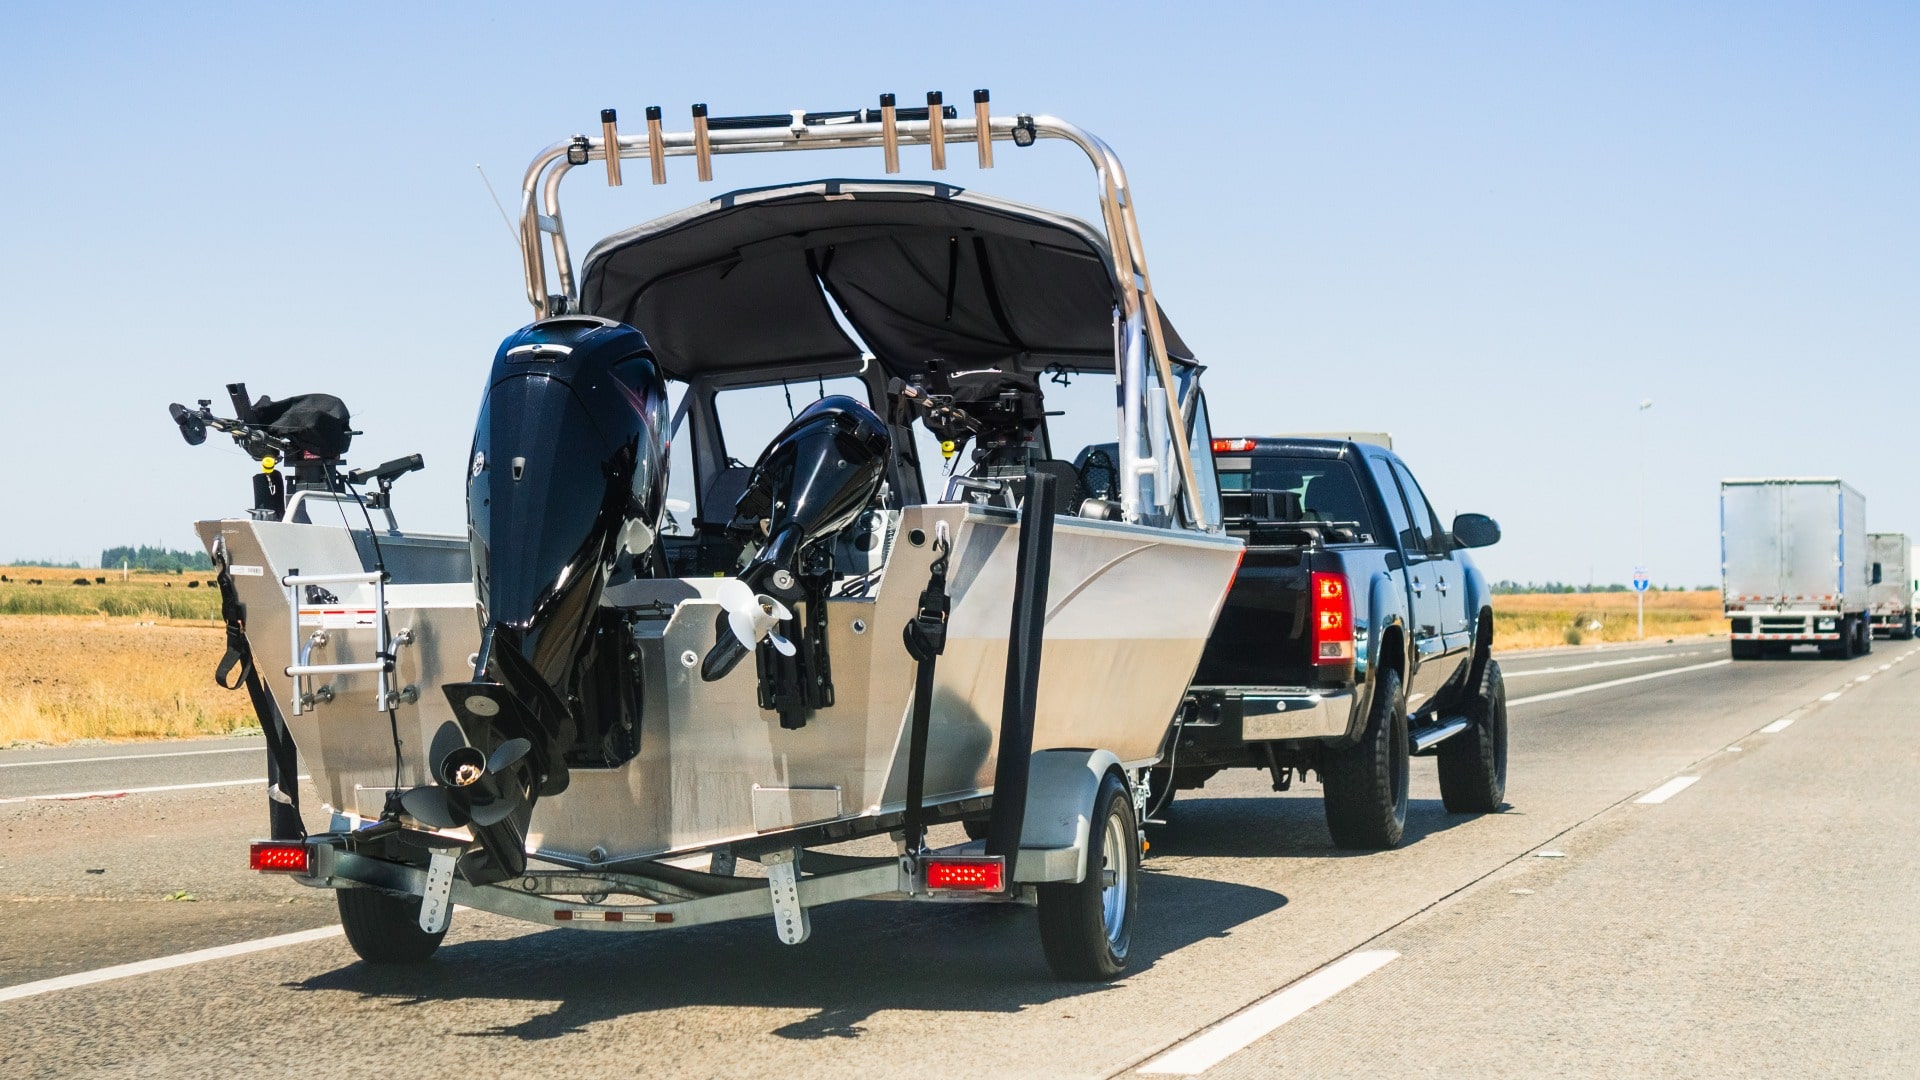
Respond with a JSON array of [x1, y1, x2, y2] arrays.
[[1365, 454, 1419, 555], [1389, 460, 1449, 556]]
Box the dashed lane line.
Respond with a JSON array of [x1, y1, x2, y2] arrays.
[[0, 746, 260, 770], [1635, 776, 1700, 804], [0, 776, 308, 805], [0, 927, 344, 1004], [1135, 951, 1401, 1075], [1760, 717, 1796, 734], [1507, 659, 1732, 707]]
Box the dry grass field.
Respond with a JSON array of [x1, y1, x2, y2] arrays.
[[0, 569, 1726, 746], [0, 565, 244, 746], [0, 615, 253, 746], [1492, 589, 1725, 650]]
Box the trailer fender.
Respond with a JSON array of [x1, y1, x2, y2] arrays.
[[1018, 749, 1123, 884]]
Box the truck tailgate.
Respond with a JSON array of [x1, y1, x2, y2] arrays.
[[1191, 545, 1312, 687]]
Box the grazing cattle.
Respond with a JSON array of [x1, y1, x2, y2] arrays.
[[72, 578, 91, 586]]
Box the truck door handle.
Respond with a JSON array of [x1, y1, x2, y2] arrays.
[[1411, 576, 1423, 596], [1436, 577, 1449, 595]]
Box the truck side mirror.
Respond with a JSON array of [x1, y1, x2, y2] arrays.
[[1872, 563, 1882, 584], [1451, 512, 1501, 549]]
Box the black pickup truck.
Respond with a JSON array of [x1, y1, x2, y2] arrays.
[[1153, 436, 1507, 849]]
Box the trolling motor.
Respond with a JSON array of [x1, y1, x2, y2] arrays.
[[169, 383, 361, 520], [700, 396, 891, 728]]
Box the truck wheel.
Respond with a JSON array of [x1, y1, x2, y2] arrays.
[[1438, 660, 1507, 814], [337, 887, 446, 964], [1730, 641, 1763, 661], [1037, 769, 1137, 981], [1859, 618, 1873, 655], [1321, 666, 1409, 850]]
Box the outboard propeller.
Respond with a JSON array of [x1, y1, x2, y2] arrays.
[[401, 721, 535, 882], [701, 580, 797, 681]]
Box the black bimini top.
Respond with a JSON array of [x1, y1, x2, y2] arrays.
[[577, 179, 1190, 381]]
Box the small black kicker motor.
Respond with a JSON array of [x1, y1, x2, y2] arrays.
[[404, 316, 668, 883]]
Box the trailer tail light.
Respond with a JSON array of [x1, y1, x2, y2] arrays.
[[925, 856, 1005, 893], [249, 841, 310, 874], [1211, 438, 1256, 453], [1311, 571, 1354, 664]]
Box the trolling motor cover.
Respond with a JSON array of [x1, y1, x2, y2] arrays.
[[702, 395, 890, 682], [251, 394, 354, 459], [463, 316, 669, 802]]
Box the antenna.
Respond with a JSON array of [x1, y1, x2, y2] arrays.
[[474, 164, 520, 248]]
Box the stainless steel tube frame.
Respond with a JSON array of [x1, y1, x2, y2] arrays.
[[513, 110, 1209, 529]]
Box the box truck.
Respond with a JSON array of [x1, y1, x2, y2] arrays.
[[1867, 532, 1914, 639], [1722, 478, 1870, 660]]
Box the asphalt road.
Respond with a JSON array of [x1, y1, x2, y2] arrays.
[[2, 636, 1914, 1077]]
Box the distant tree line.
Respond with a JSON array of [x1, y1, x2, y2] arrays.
[[1491, 580, 1716, 594], [7, 558, 83, 569], [98, 545, 213, 573]]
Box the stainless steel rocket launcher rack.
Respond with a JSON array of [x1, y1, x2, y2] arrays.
[[518, 90, 1208, 528]]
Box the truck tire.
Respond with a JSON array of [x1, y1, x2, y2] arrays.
[[1321, 666, 1408, 850], [1438, 660, 1507, 814], [1037, 769, 1137, 981], [337, 887, 446, 964], [1730, 641, 1763, 661], [1859, 618, 1873, 655]]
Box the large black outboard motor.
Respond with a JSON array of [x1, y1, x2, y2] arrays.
[[423, 316, 667, 880], [701, 395, 890, 726]]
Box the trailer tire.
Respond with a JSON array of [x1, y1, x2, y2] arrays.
[[1858, 618, 1873, 655], [1437, 660, 1507, 814], [1037, 769, 1137, 982], [1321, 666, 1409, 850], [337, 887, 446, 964], [1730, 641, 1763, 661]]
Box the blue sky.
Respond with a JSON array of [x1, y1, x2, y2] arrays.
[[2, 2, 1913, 586]]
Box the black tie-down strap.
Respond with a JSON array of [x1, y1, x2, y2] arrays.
[[900, 529, 951, 856], [213, 551, 305, 840]]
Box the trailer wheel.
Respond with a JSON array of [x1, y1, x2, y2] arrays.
[[337, 887, 446, 964], [1037, 769, 1137, 981], [1321, 666, 1409, 849], [1437, 660, 1507, 814], [1858, 618, 1873, 655]]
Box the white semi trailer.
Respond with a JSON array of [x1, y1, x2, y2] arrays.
[[1867, 532, 1914, 639], [1722, 478, 1870, 660]]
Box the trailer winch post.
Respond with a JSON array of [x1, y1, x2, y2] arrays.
[[984, 470, 1056, 880]]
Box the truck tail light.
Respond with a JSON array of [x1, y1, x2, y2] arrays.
[[1211, 438, 1256, 453], [249, 841, 310, 874], [1311, 571, 1354, 665], [925, 856, 1005, 893]]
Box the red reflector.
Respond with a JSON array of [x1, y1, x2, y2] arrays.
[[248, 841, 309, 874], [926, 857, 1005, 892], [605, 911, 623, 923], [554, 910, 573, 921], [1311, 570, 1355, 665], [1211, 438, 1257, 453], [655, 912, 674, 924]]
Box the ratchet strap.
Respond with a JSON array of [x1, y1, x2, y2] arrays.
[[899, 529, 951, 856], [213, 552, 305, 840]]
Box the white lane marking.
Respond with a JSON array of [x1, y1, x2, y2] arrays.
[[0, 776, 308, 805], [1760, 717, 1795, 734], [1820, 691, 1843, 701], [1508, 659, 1732, 707], [1138, 950, 1399, 1075], [0, 926, 343, 1004], [1854, 675, 1872, 683], [0, 746, 259, 770], [1636, 776, 1700, 804], [1501, 651, 1699, 679], [1879, 664, 1892, 671]]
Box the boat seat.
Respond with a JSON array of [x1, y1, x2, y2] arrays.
[[699, 466, 753, 532]]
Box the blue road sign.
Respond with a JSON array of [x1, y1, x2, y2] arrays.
[[1632, 566, 1650, 593]]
